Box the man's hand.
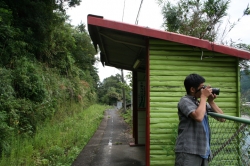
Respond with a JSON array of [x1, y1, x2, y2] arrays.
[[201, 86, 212, 98], [208, 93, 216, 103], [206, 91, 225, 122], [216, 117, 226, 122]]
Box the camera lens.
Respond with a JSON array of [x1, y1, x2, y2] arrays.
[[212, 88, 220, 95]]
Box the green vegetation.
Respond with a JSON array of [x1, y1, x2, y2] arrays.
[[120, 109, 132, 129], [241, 70, 250, 116], [0, 0, 100, 158], [0, 104, 109, 166], [0, 0, 130, 164], [98, 74, 131, 106], [158, 0, 230, 42], [241, 70, 250, 102]]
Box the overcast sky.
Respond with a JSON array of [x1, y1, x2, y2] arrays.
[[66, 0, 250, 82]]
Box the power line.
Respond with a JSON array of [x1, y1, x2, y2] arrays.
[[135, 0, 144, 25], [122, 0, 126, 22]]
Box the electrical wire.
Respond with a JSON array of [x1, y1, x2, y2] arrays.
[[135, 0, 144, 25]]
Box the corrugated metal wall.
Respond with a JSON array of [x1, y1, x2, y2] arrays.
[[149, 39, 240, 166]]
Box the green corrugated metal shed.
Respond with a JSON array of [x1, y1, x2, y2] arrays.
[[87, 14, 250, 166]]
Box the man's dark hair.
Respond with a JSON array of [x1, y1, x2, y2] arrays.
[[184, 73, 205, 94]]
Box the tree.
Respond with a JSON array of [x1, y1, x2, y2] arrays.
[[71, 23, 99, 89], [98, 74, 131, 106], [158, 0, 230, 42]]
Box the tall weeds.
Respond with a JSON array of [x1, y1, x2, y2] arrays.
[[0, 104, 109, 166]]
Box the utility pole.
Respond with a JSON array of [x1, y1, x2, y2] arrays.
[[121, 69, 126, 111], [121, 0, 127, 112]]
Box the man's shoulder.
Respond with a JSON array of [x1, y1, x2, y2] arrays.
[[178, 95, 197, 109], [179, 95, 192, 103]]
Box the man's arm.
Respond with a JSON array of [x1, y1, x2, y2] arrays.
[[209, 101, 223, 114], [190, 87, 212, 122], [190, 95, 207, 122], [208, 94, 225, 122]]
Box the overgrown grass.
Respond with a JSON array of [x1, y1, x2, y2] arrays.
[[120, 109, 132, 129], [0, 103, 110, 166]]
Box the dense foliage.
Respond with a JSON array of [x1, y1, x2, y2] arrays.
[[0, 0, 99, 156]]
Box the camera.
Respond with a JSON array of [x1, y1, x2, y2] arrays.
[[202, 85, 220, 95]]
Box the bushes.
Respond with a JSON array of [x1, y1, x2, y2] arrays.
[[13, 58, 46, 102], [0, 112, 13, 154], [0, 68, 14, 154], [0, 57, 96, 155]]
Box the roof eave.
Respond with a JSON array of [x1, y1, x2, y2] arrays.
[[87, 14, 250, 60]]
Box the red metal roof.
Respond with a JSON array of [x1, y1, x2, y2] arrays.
[[88, 15, 250, 60]]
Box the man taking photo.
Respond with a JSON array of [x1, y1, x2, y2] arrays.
[[175, 73, 225, 166]]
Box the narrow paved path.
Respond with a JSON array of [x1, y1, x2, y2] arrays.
[[72, 108, 145, 166]]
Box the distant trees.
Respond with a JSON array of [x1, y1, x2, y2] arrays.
[[98, 74, 131, 106], [241, 71, 250, 101], [237, 44, 250, 102]]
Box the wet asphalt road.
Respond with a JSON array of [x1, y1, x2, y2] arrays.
[[72, 108, 145, 166]]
